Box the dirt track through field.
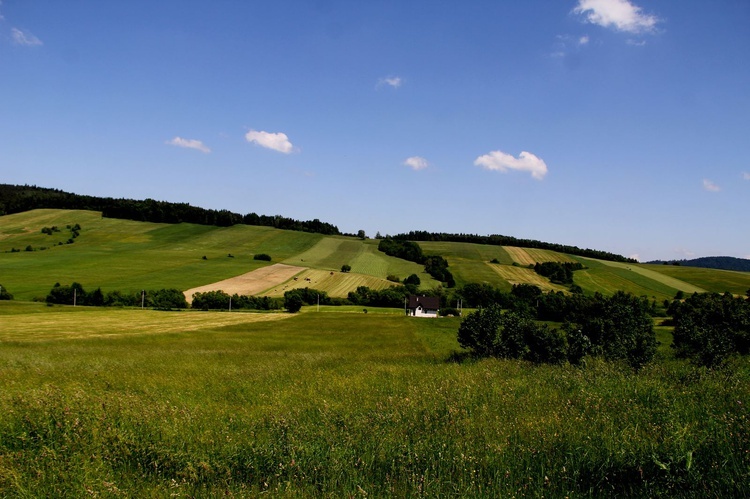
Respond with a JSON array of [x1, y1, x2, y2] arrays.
[[183, 263, 305, 302]]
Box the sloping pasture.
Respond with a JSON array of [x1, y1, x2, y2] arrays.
[[641, 264, 750, 295], [418, 241, 514, 288], [0, 210, 323, 300], [589, 259, 705, 294], [572, 258, 684, 301], [285, 238, 437, 286]]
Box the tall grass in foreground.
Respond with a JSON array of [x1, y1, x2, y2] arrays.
[[0, 308, 748, 497]]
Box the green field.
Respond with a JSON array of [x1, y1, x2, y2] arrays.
[[642, 264, 750, 295], [0, 301, 747, 496], [2, 209, 749, 303]]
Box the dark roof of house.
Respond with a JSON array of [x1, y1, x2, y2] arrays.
[[408, 295, 440, 310]]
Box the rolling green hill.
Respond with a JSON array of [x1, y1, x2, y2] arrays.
[[2, 209, 749, 302]]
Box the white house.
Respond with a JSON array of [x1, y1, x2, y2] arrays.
[[407, 295, 440, 318]]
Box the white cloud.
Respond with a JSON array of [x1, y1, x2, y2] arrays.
[[245, 130, 295, 154], [377, 76, 402, 89], [579, 35, 590, 45], [573, 0, 660, 34], [702, 179, 720, 192], [11, 27, 43, 46], [475, 150, 548, 180], [167, 137, 211, 153], [629, 253, 640, 262], [404, 156, 429, 171], [742, 172, 750, 181]]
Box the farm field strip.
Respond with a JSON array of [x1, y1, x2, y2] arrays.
[[260, 268, 396, 297], [0, 305, 289, 342], [584, 258, 705, 294], [490, 264, 568, 292], [183, 263, 306, 302], [502, 246, 573, 265], [641, 264, 750, 295]]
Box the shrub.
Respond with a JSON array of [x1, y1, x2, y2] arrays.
[[284, 290, 304, 313], [254, 253, 272, 261], [341, 264, 351, 273]]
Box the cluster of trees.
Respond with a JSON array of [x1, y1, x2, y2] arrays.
[[46, 283, 188, 309], [0, 284, 13, 300], [390, 230, 636, 263], [670, 292, 750, 367], [377, 238, 455, 287], [649, 257, 750, 272], [458, 291, 657, 369], [191, 290, 281, 311], [0, 184, 340, 236], [533, 261, 584, 285]]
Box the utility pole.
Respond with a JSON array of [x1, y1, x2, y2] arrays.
[[73, 288, 77, 307], [229, 296, 232, 312], [141, 290, 145, 309]]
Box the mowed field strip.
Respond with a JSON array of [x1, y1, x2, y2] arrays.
[[490, 264, 569, 293], [580, 258, 706, 294], [261, 268, 397, 297], [503, 246, 577, 265], [183, 263, 305, 302], [0, 304, 290, 342]]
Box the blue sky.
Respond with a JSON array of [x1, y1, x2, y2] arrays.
[[1, 0, 748, 261]]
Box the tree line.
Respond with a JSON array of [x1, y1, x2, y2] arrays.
[[389, 230, 636, 263], [377, 238, 455, 287], [0, 184, 340, 235]]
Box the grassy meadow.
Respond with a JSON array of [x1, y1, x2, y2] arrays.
[[1, 301, 748, 497]]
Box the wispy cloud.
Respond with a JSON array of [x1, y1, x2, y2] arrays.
[[245, 130, 295, 154], [404, 156, 429, 171], [166, 137, 211, 154], [11, 27, 43, 47], [578, 35, 590, 45], [742, 172, 750, 181], [475, 150, 548, 180], [573, 0, 660, 34], [377, 76, 403, 89], [702, 179, 720, 192]]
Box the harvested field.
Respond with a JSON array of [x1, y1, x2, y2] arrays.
[[503, 246, 575, 265], [262, 268, 396, 298], [490, 264, 569, 293], [183, 263, 304, 302]]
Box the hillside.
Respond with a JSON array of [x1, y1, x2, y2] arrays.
[[3, 209, 750, 303], [647, 256, 750, 273]]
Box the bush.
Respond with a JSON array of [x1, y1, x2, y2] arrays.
[[341, 264, 351, 273], [284, 290, 304, 313], [254, 253, 272, 261], [672, 292, 750, 367], [0, 284, 13, 300]]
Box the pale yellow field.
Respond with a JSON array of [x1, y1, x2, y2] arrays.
[[261, 269, 397, 297], [0, 307, 290, 343], [502, 247, 575, 265], [183, 263, 306, 302], [490, 264, 569, 293]]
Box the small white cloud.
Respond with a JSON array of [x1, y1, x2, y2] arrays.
[[167, 137, 211, 153], [629, 253, 640, 262], [626, 39, 647, 46], [245, 130, 295, 154], [579, 35, 590, 45], [702, 179, 720, 192], [377, 76, 403, 89], [475, 150, 548, 180], [404, 156, 429, 171], [573, 0, 660, 34], [11, 27, 43, 46], [742, 172, 750, 181]]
